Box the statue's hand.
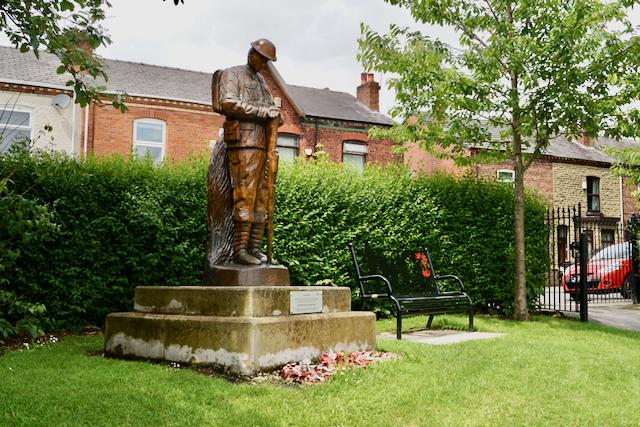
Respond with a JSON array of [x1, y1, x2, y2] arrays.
[[267, 106, 281, 119], [256, 107, 269, 119], [244, 103, 259, 117]]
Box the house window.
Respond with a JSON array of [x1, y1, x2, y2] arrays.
[[586, 176, 600, 214], [133, 119, 165, 165], [557, 225, 568, 266], [601, 229, 615, 248], [276, 134, 299, 163], [0, 108, 32, 153], [497, 169, 515, 184], [343, 141, 368, 172]]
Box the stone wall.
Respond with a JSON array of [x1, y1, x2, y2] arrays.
[[552, 163, 620, 217]]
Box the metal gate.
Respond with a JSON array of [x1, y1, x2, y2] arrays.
[[538, 204, 638, 318]]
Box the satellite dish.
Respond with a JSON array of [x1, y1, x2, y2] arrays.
[[51, 94, 71, 109]]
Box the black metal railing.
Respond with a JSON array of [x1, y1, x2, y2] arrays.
[[538, 204, 634, 313]]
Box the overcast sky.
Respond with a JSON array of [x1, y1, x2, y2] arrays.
[[5, 1, 639, 117], [95, 0, 457, 116]]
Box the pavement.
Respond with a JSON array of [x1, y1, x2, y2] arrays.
[[564, 302, 640, 332], [377, 303, 640, 344]]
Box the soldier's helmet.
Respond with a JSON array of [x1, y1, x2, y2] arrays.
[[250, 38, 277, 62]]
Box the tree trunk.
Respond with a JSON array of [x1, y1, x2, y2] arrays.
[[506, 9, 529, 319], [512, 160, 529, 320]]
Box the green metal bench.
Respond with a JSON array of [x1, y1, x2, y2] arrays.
[[348, 242, 474, 339]]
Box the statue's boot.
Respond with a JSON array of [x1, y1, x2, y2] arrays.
[[248, 224, 268, 263], [233, 222, 261, 265], [248, 223, 278, 264]]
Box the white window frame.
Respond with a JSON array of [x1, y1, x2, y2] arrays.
[[276, 134, 299, 163], [342, 141, 368, 172], [0, 106, 33, 152], [496, 168, 515, 184], [133, 118, 166, 165]]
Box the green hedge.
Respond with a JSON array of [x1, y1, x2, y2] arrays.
[[2, 150, 207, 330], [276, 162, 548, 314], [1, 150, 548, 332]]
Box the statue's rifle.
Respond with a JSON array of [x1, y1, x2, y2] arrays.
[[265, 117, 279, 264]]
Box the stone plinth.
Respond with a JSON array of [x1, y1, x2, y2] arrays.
[[133, 286, 351, 317], [204, 264, 289, 286], [104, 284, 376, 375]]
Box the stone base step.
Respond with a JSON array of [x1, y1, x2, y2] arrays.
[[104, 311, 376, 375]]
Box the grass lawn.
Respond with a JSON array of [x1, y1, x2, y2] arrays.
[[2, 315, 640, 426]]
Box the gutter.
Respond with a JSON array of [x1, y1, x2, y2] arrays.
[[0, 78, 70, 92], [0, 78, 211, 107]]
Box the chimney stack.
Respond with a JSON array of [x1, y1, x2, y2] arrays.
[[580, 134, 596, 148], [357, 72, 380, 112], [68, 31, 94, 75]]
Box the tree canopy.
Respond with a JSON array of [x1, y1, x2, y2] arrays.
[[1, 0, 183, 110], [359, 0, 640, 319], [0, 0, 127, 110]]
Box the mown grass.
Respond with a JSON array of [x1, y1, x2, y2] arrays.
[[2, 315, 640, 426]]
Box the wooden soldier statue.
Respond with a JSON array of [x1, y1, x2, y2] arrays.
[[206, 39, 282, 269]]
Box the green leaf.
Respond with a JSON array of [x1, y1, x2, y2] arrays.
[[60, 0, 75, 11]]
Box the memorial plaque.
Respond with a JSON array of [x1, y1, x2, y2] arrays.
[[290, 291, 323, 314]]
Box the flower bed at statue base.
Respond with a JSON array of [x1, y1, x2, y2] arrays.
[[279, 350, 399, 384]]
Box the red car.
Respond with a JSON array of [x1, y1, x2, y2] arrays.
[[562, 242, 632, 299]]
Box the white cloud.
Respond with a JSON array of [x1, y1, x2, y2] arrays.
[[98, 0, 426, 114]]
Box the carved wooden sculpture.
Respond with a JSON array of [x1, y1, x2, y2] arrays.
[[205, 39, 282, 272]]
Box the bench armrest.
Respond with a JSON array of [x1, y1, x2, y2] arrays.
[[358, 274, 394, 296], [434, 274, 465, 292]]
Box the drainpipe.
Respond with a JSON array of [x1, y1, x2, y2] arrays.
[[70, 91, 77, 156], [313, 117, 319, 151], [83, 103, 89, 159], [620, 176, 625, 223]]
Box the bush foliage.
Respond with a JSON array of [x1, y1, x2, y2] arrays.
[[276, 162, 548, 314], [1, 150, 548, 333]]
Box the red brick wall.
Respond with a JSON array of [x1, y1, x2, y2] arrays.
[[296, 124, 396, 165], [404, 143, 470, 176], [260, 70, 302, 135], [622, 176, 639, 221], [88, 67, 397, 165], [475, 160, 553, 202], [261, 68, 396, 165], [90, 102, 222, 161]]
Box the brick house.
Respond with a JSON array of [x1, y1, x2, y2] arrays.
[[406, 133, 640, 256], [0, 46, 396, 168]]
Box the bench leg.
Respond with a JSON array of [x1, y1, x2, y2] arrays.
[[426, 315, 434, 329], [468, 307, 474, 332], [396, 314, 402, 340]]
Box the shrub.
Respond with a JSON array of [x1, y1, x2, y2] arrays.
[[276, 161, 547, 314], [0, 150, 58, 339], [1, 148, 207, 330], [1, 151, 548, 331]]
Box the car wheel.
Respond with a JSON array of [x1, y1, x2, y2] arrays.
[[621, 277, 631, 299], [569, 292, 579, 302]]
